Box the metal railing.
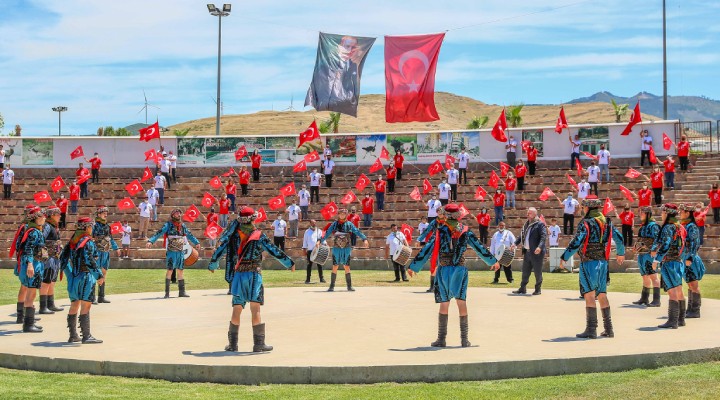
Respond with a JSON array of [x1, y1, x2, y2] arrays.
[[676, 121, 714, 153]]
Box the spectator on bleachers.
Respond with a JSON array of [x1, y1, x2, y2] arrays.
[[695, 203, 707, 245], [640, 130, 653, 166], [515, 160, 527, 191], [154, 171, 167, 206], [76, 162, 90, 198], [427, 194, 441, 223], [417, 218, 429, 246], [386, 162, 397, 193], [506, 135, 518, 167], [85, 152, 102, 184], [286, 199, 301, 238], [218, 193, 230, 228], [361, 193, 374, 227], [526, 143, 538, 175], [168, 151, 178, 183], [458, 148, 470, 184], [160, 153, 172, 189], [0, 144, 5, 169], [323, 155, 335, 188], [238, 166, 250, 196], [638, 183, 652, 209], [251, 149, 262, 182], [547, 218, 561, 248], [663, 155, 676, 189], [146, 185, 159, 222], [446, 164, 459, 201], [308, 168, 322, 204], [569, 134, 581, 170], [586, 161, 600, 196], [298, 184, 310, 219], [619, 205, 635, 247], [121, 221, 132, 259], [272, 213, 287, 251], [438, 179, 450, 206], [709, 183, 720, 224], [676, 135, 690, 172], [137, 197, 153, 239], [561, 192, 580, 235], [393, 151, 405, 180], [225, 178, 237, 212], [476, 207, 491, 245], [504, 171, 517, 209], [493, 188, 506, 226], [578, 178, 590, 200], [650, 166, 664, 205], [69, 180, 80, 214], [348, 206, 361, 246], [206, 207, 219, 248], [374, 175, 387, 211], [597, 144, 611, 183], [56, 194, 68, 229], [2, 164, 14, 199]]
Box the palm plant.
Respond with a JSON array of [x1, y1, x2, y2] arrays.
[[466, 115, 489, 130], [507, 104, 524, 128], [610, 99, 629, 123], [328, 112, 341, 133]]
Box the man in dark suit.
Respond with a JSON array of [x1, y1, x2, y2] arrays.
[[511, 207, 547, 295]]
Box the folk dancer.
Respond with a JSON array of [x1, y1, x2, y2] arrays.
[[631, 206, 661, 307], [38, 206, 65, 315], [208, 207, 295, 352], [147, 208, 201, 298], [650, 203, 687, 329], [16, 206, 46, 333], [559, 195, 625, 339], [679, 204, 704, 319], [92, 206, 120, 304], [322, 208, 369, 292]]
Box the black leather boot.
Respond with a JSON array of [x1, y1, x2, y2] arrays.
[[678, 299, 686, 327], [632, 287, 650, 305], [225, 322, 239, 352], [685, 289, 693, 314], [252, 323, 273, 352], [178, 280, 190, 297], [431, 313, 448, 347], [23, 307, 43, 333], [460, 315, 471, 347], [658, 300, 679, 329], [686, 292, 701, 318], [164, 279, 171, 299], [318, 266, 326, 283], [600, 307, 614, 338], [426, 275, 435, 293], [48, 295, 64, 312], [90, 285, 98, 305], [345, 273, 355, 291], [576, 307, 597, 339], [39, 295, 54, 314], [15, 302, 24, 324], [67, 314, 81, 343], [327, 272, 337, 291], [648, 287, 661, 307], [80, 314, 103, 344], [98, 284, 111, 303]]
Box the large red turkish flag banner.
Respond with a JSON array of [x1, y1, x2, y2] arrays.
[[298, 120, 320, 148], [138, 122, 160, 142], [384, 33, 445, 123]]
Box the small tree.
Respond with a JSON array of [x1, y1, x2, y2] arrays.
[[466, 115, 489, 130], [97, 127, 104, 136], [173, 128, 190, 137], [115, 127, 132, 136], [507, 104, 524, 128], [318, 120, 331, 134], [328, 112, 341, 133], [103, 126, 116, 136], [610, 99, 629, 123], [14, 124, 22, 136]]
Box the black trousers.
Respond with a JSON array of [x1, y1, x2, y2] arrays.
[[325, 174, 333, 188], [563, 213, 575, 235], [91, 169, 99, 183], [640, 150, 650, 166], [305, 252, 324, 282], [494, 266, 513, 282], [714, 207, 720, 224], [252, 168, 260, 182], [450, 184, 457, 201], [528, 161, 536, 175], [459, 168, 467, 184], [589, 182, 598, 196], [570, 152, 580, 169], [519, 251, 543, 291], [387, 178, 395, 193], [310, 186, 320, 203], [273, 236, 285, 251], [439, 199, 448, 206], [653, 188, 663, 205], [162, 172, 172, 189], [393, 261, 407, 281], [3, 184, 11, 199], [60, 213, 67, 229], [622, 224, 633, 247], [478, 225, 489, 246], [396, 168, 402, 180], [240, 184, 248, 195], [679, 156, 689, 171], [171, 168, 177, 183], [517, 177, 525, 191], [80, 182, 88, 198]]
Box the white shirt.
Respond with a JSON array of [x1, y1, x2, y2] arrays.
[[507, 138, 517, 153], [272, 219, 287, 237], [146, 189, 159, 206], [287, 205, 300, 221], [169, 154, 177, 168], [548, 225, 561, 246], [641, 135, 653, 151], [160, 159, 171, 173], [2, 169, 14, 184], [571, 139, 581, 153], [154, 175, 166, 189], [446, 169, 459, 184], [577, 182, 590, 199], [427, 199, 441, 217], [438, 183, 450, 199], [139, 201, 153, 217], [458, 152, 469, 168], [386, 231, 407, 256], [298, 189, 310, 206], [309, 172, 322, 187], [323, 148, 332, 157], [302, 227, 324, 251], [597, 150, 610, 165], [490, 229, 516, 256], [418, 222, 429, 237], [0, 149, 5, 163], [587, 166, 600, 182], [323, 160, 335, 174], [562, 197, 580, 214], [122, 226, 132, 245]]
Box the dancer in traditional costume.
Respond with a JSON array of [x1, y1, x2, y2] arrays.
[[679, 204, 704, 319], [147, 208, 201, 298], [9, 205, 40, 324], [322, 208, 368, 292], [408, 204, 500, 347], [92, 206, 120, 303], [16, 206, 46, 333], [208, 207, 295, 352], [651, 203, 687, 329], [38, 206, 65, 314], [631, 206, 661, 307], [559, 195, 625, 339]]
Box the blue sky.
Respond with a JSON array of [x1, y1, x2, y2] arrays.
[[1, 0, 718, 136]]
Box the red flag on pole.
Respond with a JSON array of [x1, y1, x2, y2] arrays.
[[234, 145, 248, 161], [380, 146, 390, 160], [183, 205, 201, 222], [70, 146, 84, 160], [141, 167, 153, 182], [201, 192, 217, 208], [125, 179, 143, 196], [400, 224, 414, 243], [77, 173, 90, 185], [444, 154, 456, 169], [619, 185, 635, 202], [304, 150, 320, 163], [409, 186, 422, 201], [369, 158, 383, 173], [205, 221, 223, 240], [621, 102, 642, 135], [255, 207, 267, 223], [428, 160, 443, 176], [488, 170, 500, 189], [648, 146, 658, 164], [340, 190, 357, 205], [566, 174, 578, 190], [144, 148, 157, 162], [602, 198, 615, 216], [110, 222, 123, 235], [539, 187, 555, 201], [34, 191, 52, 204], [581, 151, 598, 161], [268, 195, 286, 210], [320, 202, 339, 220], [293, 160, 307, 173], [298, 120, 320, 148], [50, 176, 66, 193], [221, 167, 236, 177], [474, 186, 487, 200], [554, 107, 568, 133], [662, 132, 674, 151], [208, 176, 222, 189], [422, 178, 432, 194], [491, 109, 508, 142], [279, 182, 296, 197], [499, 162, 510, 177], [521, 140, 531, 153], [458, 203, 470, 219], [575, 158, 583, 177], [138, 121, 160, 142], [117, 197, 136, 210], [624, 168, 642, 179], [384, 33, 445, 123], [355, 174, 371, 191]]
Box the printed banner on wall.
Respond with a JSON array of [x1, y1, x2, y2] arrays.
[[326, 135, 357, 162], [23, 139, 54, 165], [205, 137, 244, 164], [355, 134, 387, 161], [416, 132, 446, 160], [445, 132, 480, 157], [235, 137, 266, 163], [522, 129, 544, 157], [177, 138, 206, 165], [0, 138, 22, 166], [386, 134, 418, 161], [578, 126, 610, 154], [266, 137, 297, 165]]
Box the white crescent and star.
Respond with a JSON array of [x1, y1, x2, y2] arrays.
[[398, 50, 430, 93]]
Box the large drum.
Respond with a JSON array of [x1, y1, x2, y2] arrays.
[[310, 243, 331, 265], [393, 245, 413, 266], [494, 244, 515, 268], [182, 243, 199, 266]]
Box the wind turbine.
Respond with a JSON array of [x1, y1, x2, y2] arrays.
[[137, 90, 160, 124], [283, 94, 296, 111]]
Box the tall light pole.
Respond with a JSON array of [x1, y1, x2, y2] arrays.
[[52, 106, 67, 136], [662, 0, 667, 120], [207, 3, 231, 136]]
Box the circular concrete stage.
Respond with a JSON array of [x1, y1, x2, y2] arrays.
[[1, 287, 719, 384]]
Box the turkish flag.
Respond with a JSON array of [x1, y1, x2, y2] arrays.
[[521, 140, 531, 153], [662, 132, 674, 151], [139, 121, 160, 142], [488, 170, 500, 189], [183, 204, 201, 222], [304, 150, 320, 163], [491, 109, 508, 142], [235, 145, 248, 161], [50, 176, 66, 193], [255, 207, 268, 223], [400, 224, 414, 243], [554, 107, 568, 133], [205, 221, 223, 240], [458, 203, 470, 219], [201, 192, 217, 208], [293, 160, 307, 173], [355, 174, 371, 191], [445, 154, 456, 169], [144, 148, 157, 162], [268, 195, 286, 210], [384, 33, 445, 123], [110, 222, 123, 235], [474, 185, 487, 200], [428, 160, 443, 176], [117, 197, 136, 210], [156, 152, 164, 163], [221, 167, 236, 177], [575, 158, 583, 177], [125, 179, 143, 196], [369, 158, 384, 173], [209, 176, 223, 189], [539, 187, 555, 201], [621, 102, 642, 136], [499, 162, 510, 177], [624, 168, 642, 179], [77, 173, 90, 185], [602, 198, 615, 216], [279, 182, 296, 197], [582, 151, 598, 161], [648, 146, 658, 164], [422, 178, 432, 194], [141, 167, 153, 182], [340, 190, 357, 205], [619, 185, 635, 202], [34, 190, 52, 204], [320, 201, 339, 220], [409, 186, 422, 201], [566, 174, 578, 190], [380, 146, 390, 160], [70, 146, 84, 160], [298, 120, 320, 148]]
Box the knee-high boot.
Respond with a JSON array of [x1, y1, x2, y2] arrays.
[[678, 299, 686, 327], [426, 275, 435, 293], [327, 272, 337, 292], [79, 313, 103, 344], [48, 295, 64, 312], [632, 287, 650, 305], [39, 295, 54, 314], [576, 307, 598, 339], [15, 302, 24, 324], [98, 283, 110, 303], [687, 292, 701, 318], [22, 307, 43, 333], [600, 307, 614, 338], [252, 323, 273, 352], [431, 313, 448, 347], [178, 280, 189, 297], [90, 285, 98, 305], [225, 322, 239, 352], [164, 279, 171, 298], [460, 315, 470, 347], [648, 287, 661, 307], [318, 266, 326, 283], [686, 289, 693, 314], [67, 314, 81, 343], [345, 273, 355, 291], [658, 300, 679, 329]]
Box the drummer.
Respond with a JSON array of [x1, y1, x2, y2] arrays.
[[489, 222, 516, 284], [385, 224, 410, 282], [322, 208, 369, 292], [146, 208, 201, 299]]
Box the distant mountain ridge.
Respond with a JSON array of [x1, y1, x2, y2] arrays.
[[568, 91, 720, 122]]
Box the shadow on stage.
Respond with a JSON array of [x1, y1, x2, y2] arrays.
[[182, 350, 266, 358]]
